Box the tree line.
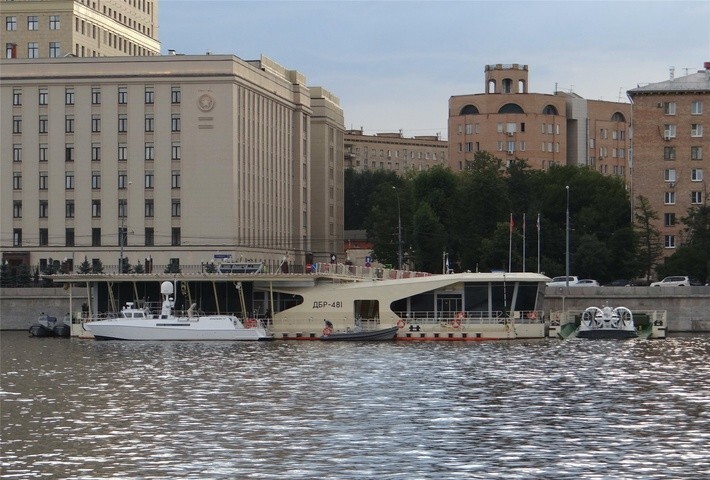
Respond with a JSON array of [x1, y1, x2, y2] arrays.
[[345, 152, 709, 284]]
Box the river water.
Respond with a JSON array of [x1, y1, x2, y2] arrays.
[[1, 332, 708, 479]]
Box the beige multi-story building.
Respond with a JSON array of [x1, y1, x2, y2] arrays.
[[2, 0, 160, 59], [448, 64, 631, 179], [628, 64, 710, 255], [1, 54, 344, 272], [344, 129, 448, 174]]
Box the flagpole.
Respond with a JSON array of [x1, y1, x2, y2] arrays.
[[522, 213, 526, 272], [537, 212, 541, 274], [508, 213, 513, 272]]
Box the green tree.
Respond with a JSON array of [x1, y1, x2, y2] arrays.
[[411, 203, 446, 273], [634, 195, 663, 281], [78, 256, 92, 274], [657, 205, 710, 283]]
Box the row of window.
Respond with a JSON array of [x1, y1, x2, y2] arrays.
[[359, 148, 440, 160], [5, 15, 60, 31], [12, 142, 181, 163], [661, 101, 704, 115], [11, 227, 179, 248], [12, 86, 182, 106], [5, 42, 62, 58], [12, 170, 182, 191], [663, 191, 704, 205], [11, 114, 182, 135], [664, 124, 704, 138], [12, 199, 182, 219], [664, 168, 704, 182], [664, 146, 704, 160]]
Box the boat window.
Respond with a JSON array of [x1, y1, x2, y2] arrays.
[[134, 312, 144, 318], [513, 283, 539, 311], [436, 294, 462, 317], [408, 292, 435, 318], [464, 284, 488, 312], [354, 299, 379, 320], [491, 282, 516, 316]]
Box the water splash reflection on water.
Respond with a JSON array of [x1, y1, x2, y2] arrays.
[[1, 333, 708, 479]]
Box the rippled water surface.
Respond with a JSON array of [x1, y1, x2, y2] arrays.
[[1, 333, 709, 479]]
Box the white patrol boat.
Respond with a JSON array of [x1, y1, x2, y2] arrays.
[[83, 281, 273, 341], [577, 306, 638, 340]]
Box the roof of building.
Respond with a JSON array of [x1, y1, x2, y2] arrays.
[[628, 68, 710, 95]]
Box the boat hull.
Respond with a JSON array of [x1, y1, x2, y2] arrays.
[[577, 329, 638, 340], [84, 318, 272, 341], [320, 326, 398, 341]]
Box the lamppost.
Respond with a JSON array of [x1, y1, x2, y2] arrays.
[[565, 185, 570, 289], [392, 186, 402, 270]]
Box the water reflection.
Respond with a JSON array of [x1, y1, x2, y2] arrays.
[[2, 333, 708, 479]]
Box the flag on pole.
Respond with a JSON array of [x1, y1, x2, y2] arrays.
[[509, 213, 514, 233]]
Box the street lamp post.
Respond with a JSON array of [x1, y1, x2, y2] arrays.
[[565, 185, 570, 289], [392, 186, 402, 270]]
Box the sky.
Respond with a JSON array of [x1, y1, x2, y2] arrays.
[[159, 1, 710, 139]]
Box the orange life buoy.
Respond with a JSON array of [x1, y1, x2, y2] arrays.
[[451, 318, 462, 329], [456, 311, 465, 320], [528, 311, 538, 321], [322, 326, 333, 336], [397, 319, 406, 329], [244, 319, 257, 328]]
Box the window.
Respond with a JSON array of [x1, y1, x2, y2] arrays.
[[39, 88, 48, 105], [92, 171, 101, 189], [664, 235, 676, 249], [39, 172, 48, 190], [118, 114, 127, 133], [691, 101, 703, 115], [49, 42, 60, 58], [145, 228, 154, 246], [65, 88, 74, 105], [39, 229, 49, 246], [28, 42, 39, 58], [66, 200, 74, 218], [663, 147, 675, 160], [65, 143, 74, 162], [50, 15, 60, 30], [92, 228, 101, 247], [145, 200, 154, 217], [171, 170, 181, 189], [65, 172, 74, 190], [144, 115, 154, 132], [28, 16, 38, 30], [118, 172, 128, 189], [144, 87, 154, 104], [691, 124, 703, 137], [65, 115, 74, 133], [118, 143, 127, 161], [664, 213, 676, 227], [39, 200, 49, 218], [13, 229, 22, 247], [171, 114, 181, 132], [171, 142, 181, 160], [66, 228, 75, 247], [91, 115, 101, 132], [144, 171, 154, 188], [12, 116, 22, 134], [663, 102, 676, 115], [664, 191, 676, 205], [91, 143, 101, 161], [39, 116, 48, 133], [664, 125, 676, 139], [13, 144, 21, 162], [118, 199, 127, 218], [664, 169, 676, 182], [171, 227, 181, 246], [92, 200, 101, 218], [691, 169, 704, 182], [39, 144, 48, 161], [13, 201, 22, 218], [91, 87, 101, 104], [171, 200, 181, 217], [118, 86, 128, 104], [13, 172, 21, 190], [12, 88, 21, 105], [145, 143, 154, 160], [6, 16, 17, 31], [691, 191, 703, 204], [171, 87, 181, 104], [691, 147, 703, 160]]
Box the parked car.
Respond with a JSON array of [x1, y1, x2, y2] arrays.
[[576, 279, 600, 287], [547, 276, 580, 286], [606, 279, 633, 287], [650, 276, 690, 287]]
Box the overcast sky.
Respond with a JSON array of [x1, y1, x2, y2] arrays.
[[159, 1, 710, 139]]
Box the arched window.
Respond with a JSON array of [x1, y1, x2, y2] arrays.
[[611, 112, 626, 122], [460, 105, 479, 115], [542, 105, 559, 115], [487, 79, 496, 94], [502, 78, 513, 93], [498, 103, 524, 114]]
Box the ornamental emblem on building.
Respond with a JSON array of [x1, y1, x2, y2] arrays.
[[197, 93, 215, 112]]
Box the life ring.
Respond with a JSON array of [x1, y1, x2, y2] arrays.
[[244, 319, 257, 328], [322, 326, 333, 336], [397, 319, 406, 329], [451, 318, 461, 329], [456, 312, 465, 321], [528, 311, 538, 321]]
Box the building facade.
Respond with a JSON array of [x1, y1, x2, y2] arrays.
[[1, 54, 344, 272], [628, 64, 710, 255], [448, 64, 631, 180], [2, 0, 160, 59], [344, 129, 448, 174]]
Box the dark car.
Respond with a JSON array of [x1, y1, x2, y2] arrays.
[[606, 279, 632, 287]]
